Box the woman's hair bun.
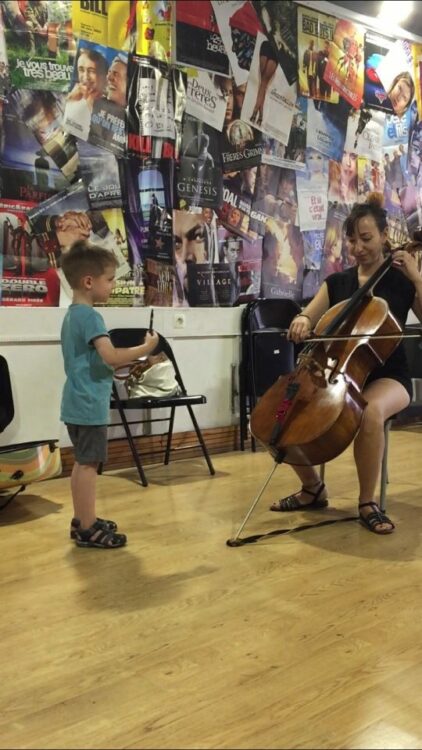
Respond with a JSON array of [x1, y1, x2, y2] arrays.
[[366, 192, 385, 209]]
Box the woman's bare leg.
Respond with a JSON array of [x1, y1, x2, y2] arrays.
[[270, 378, 409, 515], [270, 462, 326, 510], [354, 378, 410, 531]]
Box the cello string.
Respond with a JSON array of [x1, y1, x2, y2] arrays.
[[256, 330, 422, 341]]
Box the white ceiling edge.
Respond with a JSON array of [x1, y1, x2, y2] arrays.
[[294, 0, 422, 43]]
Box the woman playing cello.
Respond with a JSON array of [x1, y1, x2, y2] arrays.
[[270, 195, 422, 534]]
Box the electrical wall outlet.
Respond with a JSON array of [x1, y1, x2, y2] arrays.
[[173, 313, 186, 329]]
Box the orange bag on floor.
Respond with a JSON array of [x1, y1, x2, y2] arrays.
[[0, 440, 61, 496]]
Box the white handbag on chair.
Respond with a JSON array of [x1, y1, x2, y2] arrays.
[[115, 353, 181, 399]]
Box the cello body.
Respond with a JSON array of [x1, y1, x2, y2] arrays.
[[249, 294, 402, 466]]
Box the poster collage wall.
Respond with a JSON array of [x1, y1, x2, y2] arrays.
[[1, 0, 422, 308]]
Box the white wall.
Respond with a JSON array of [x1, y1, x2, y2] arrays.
[[1, 301, 418, 450], [0, 306, 244, 449]]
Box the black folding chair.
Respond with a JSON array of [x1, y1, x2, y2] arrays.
[[106, 328, 215, 486], [239, 298, 302, 450], [0, 356, 14, 433]]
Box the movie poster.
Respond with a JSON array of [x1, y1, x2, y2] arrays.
[[185, 263, 234, 306], [329, 151, 358, 205], [10, 88, 65, 140], [144, 258, 174, 306], [7, 88, 80, 184], [354, 108, 385, 163], [173, 207, 220, 306], [261, 96, 307, 171], [376, 40, 415, 120], [385, 201, 410, 246], [398, 183, 422, 236], [357, 156, 384, 202], [412, 43, 422, 121], [296, 149, 329, 231], [185, 69, 228, 132], [343, 107, 361, 153], [175, 0, 230, 76], [405, 115, 422, 191], [297, 5, 339, 103], [183, 223, 262, 307], [217, 168, 257, 239], [321, 201, 354, 280], [219, 76, 263, 172], [2, 0, 74, 92], [27, 181, 130, 306], [126, 55, 177, 159], [323, 18, 365, 108], [122, 158, 173, 264], [77, 140, 122, 210], [261, 216, 304, 301], [72, 0, 130, 50], [98, 209, 139, 308], [177, 114, 223, 210], [217, 225, 263, 303], [385, 107, 413, 150], [0, 8, 9, 95], [251, 0, 297, 85], [0, 198, 60, 306], [128, 55, 174, 138], [211, 0, 261, 86], [302, 229, 325, 270], [383, 111, 410, 206], [135, 0, 172, 62], [241, 31, 296, 145], [363, 32, 395, 112], [89, 51, 128, 156], [63, 40, 127, 152], [302, 268, 321, 301], [72, 0, 107, 43], [39, 126, 80, 184], [306, 98, 349, 162], [0, 96, 69, 203], [250, 163, 298, 237], [108, 0, 132, 51]]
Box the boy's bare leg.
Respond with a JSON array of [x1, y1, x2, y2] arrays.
[[70, 462, 98, 529]]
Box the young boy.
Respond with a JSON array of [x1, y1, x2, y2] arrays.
[[60, 240, 159, 548]]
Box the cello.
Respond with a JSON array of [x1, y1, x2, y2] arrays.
[[227, 237, 422, 546]]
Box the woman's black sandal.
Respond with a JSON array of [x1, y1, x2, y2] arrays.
[[70, 517, 118, 540], [75, 520, 127, 548], [270, 482, 328, 512], [359, 502, 395, 534]]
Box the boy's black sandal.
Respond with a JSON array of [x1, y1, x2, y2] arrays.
[[70, 516, 118, 540], [270, 482, 327, 512], [75, 520, 127, 548], [358, 502, 395, 534]]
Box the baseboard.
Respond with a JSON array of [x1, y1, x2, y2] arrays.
[[60, 425, 242, 476]]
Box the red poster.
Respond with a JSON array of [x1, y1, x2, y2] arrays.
[[323, 19, 364, 108]]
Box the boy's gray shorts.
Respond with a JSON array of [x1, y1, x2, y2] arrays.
[[66, 424, 108, 465]]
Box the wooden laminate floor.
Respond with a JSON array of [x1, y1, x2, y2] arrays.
[[1, 428, 422, 750]]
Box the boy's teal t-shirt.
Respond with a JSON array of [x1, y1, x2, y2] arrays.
[[60, 304, 114, 425]]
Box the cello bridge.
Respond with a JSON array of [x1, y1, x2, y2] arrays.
[[298, 352, 329, 383]]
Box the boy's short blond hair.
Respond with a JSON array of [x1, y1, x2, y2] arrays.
[[61, 240, 118, 289]]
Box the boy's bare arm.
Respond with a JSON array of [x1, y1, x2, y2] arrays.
[[94, 331, 159, 368]]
